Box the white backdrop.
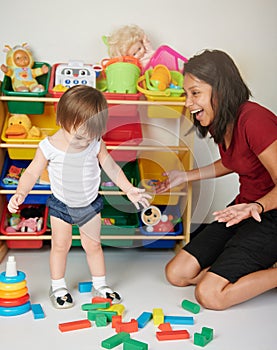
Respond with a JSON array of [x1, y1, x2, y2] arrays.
[[0, 0, 276, 223]]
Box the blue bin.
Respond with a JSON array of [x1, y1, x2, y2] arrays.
[[0, 155, 50, 204], [139, 205, 183, 248]]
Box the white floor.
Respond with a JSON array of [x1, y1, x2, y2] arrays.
[[0, 245, 276, 350]]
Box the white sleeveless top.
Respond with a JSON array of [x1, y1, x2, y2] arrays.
[[39, 137, 101, 207]]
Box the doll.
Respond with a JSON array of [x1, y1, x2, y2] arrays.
[[103, 25, 154, 68], [1, 43, 49, 92]]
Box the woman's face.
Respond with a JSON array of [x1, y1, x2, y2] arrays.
[[184, 73, 215, 127]]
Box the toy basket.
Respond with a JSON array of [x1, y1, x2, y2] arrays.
[[1, 104, 60, 159], [138, 150, 185, 205], [143, 45, 188, 73], [139, 205, 183, 248], [0, 155, 50, 204], [1, 62, 51, 114], [137, 73, 185, 118], [102, 56, 141, 94], [0, 203, 48, 249]]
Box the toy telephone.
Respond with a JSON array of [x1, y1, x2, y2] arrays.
[[55, 60, 96, 89]]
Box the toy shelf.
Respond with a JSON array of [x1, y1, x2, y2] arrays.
[[0, 94, 193, 255]]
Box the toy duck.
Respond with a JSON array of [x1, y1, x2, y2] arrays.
[[5, 114, 45, 139]]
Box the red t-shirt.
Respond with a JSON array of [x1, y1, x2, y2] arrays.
[[218, 101, 277, 204]]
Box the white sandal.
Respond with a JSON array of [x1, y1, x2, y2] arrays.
[[92, 285, 122, 304], [49, 287, 74, 309]]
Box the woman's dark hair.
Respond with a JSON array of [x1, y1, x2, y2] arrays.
[[184, 49, 251, 144]]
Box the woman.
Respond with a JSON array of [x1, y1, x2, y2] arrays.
[[157, 49, 277, 310]]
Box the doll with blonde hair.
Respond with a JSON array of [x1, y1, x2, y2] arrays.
[[103, 24, 154, 68]]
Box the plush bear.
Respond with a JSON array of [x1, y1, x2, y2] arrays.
[[1, 43, 48, 92]]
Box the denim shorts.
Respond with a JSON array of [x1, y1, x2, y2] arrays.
[[46, 194, 104, 227]]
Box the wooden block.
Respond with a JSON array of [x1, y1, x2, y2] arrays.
[[153, 308, 164, 326], [58, 319, 91, 332], [158, 323, 172, 331], [81, 301, 110, 311], [101, 332, 130, 349], [31, 303, 45, 319], [156, 329, 190, 341], [78, 281, 92, 293], [136, 312, 152, 328], [115, 319, 138, 333]]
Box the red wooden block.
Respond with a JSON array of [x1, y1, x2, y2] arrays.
[[112, 314, 122, 328], [158, 323, 172, 331], [91, 296, 112, 306], [115, 319, 138, 333], [156, 329, 190, 341], [58, 319, 91, 332]]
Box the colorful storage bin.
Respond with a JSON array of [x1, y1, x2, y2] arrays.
[[0, 155, 50, 204], [1, 62, 51, 114], [104, 92, 141, 118], [100, 160, 140, 207], [0, 203, 48, 249], [143, 45, 188, 73], [103, 113, 142, 162], [139, 205, 183, 248], [1, 104, 60, 159], [137, 73, 186, 119], [71, 205, 139, 247], [138, 150, 184, 205]]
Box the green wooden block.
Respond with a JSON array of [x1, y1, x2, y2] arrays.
[[101, 332, 130, 349], [194, 327, 214, 347], [95, 313, 108, 327], [81, 302, 110, 311], [87, 309, 117, 321], [123, 338, 148, 350]]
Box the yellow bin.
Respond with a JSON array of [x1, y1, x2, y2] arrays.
[[138, 150, 184, 205], [1, 104, 60, 159]]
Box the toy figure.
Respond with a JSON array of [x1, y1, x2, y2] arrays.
[[1, 43, 49, 92], [5, 114, 46, 139], [103, 25, 154, 68], [141, 205, 175, 233]]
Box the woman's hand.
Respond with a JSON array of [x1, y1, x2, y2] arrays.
[[213, 203, 263, 227], [126, 187, 152, 209], [155, 170, 187, 193], [8, 193, 25, 213]]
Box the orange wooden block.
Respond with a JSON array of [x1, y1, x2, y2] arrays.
[[112, 315, 122, 328], [115, 319, 138, 333], [158, 323, 172, 331], [59, 319, 92, 332], [156, 329, 190, 341], [92, 296, 112, 306]]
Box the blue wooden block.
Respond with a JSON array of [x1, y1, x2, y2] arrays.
[[136, 312, 152, 328], [31, 304, 45, 319], [78, 281, 93, 293], [164, 315, 194, 325]]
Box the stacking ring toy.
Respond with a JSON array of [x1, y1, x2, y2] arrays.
[[0, 280, 27, 291], [0, 301, 31, 317], [0, 293, 30, 307], [0, 287, 28, 299], [0, 271, 26, 284]]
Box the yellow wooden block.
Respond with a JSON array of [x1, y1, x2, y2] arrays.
[[153, 308, 164, 325], [106, 304, 125, 316]]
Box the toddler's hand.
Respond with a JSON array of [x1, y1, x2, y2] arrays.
[[126, 187, 151, 209], [8, 193, 25, 213]]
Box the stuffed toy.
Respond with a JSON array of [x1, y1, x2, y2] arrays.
[[5, 114, 46, 139], [141, 205, 175, 233], [103, 25, 154, 68], [6, 205, 44, 233], [1, 43, 49, 92]]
